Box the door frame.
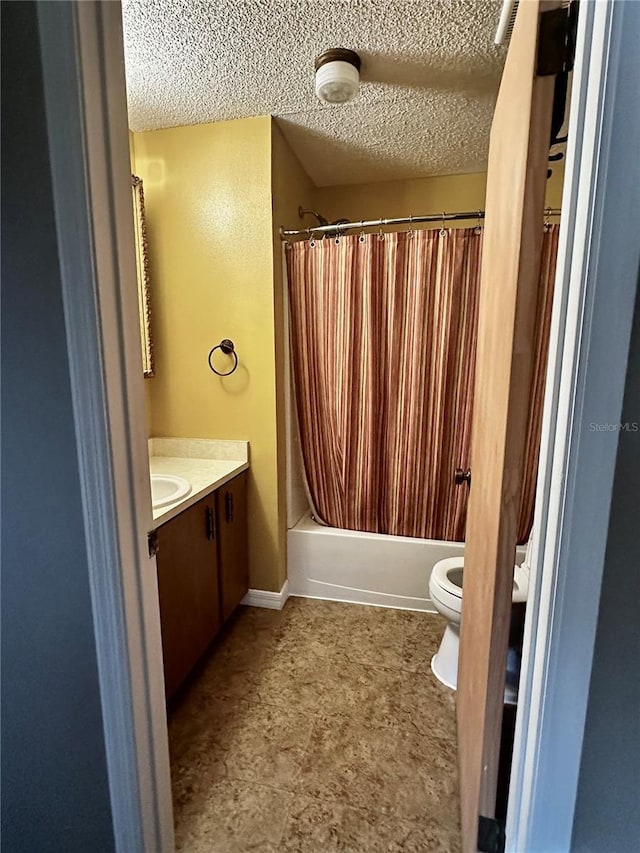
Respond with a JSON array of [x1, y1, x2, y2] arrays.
[[507, 1, 640, 849], [35, 1, 638, 851], [36, 2, 174, 851]]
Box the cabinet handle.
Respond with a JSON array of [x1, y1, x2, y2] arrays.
[[205, 506, 215, 541], [225, 491, 234, 523]]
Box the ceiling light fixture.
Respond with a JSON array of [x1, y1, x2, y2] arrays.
[[314, 48, 361, 104]]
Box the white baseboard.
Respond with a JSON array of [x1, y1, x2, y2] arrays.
[[241, 579, 289, 610]]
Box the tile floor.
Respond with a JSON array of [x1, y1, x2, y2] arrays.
[[169, 598, 460, 852]]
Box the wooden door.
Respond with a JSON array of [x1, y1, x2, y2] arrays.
[[217, 472, 249, 622], [156, 496, 220, 699], [457, 2, 563, 849]]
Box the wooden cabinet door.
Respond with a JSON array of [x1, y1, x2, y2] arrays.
[[217, 472, 249, 622], [156, 495, 220, 699], [456, 2, 564, 850]]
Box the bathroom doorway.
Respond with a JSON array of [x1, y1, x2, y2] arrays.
[[123, 1, 571, 848], [35, 0, 640, 849]]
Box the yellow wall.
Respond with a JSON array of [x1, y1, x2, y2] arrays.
[[316, 172, 487, 230], [316, 164, 564, 231], [131, 116, 284, 592], [270, 123, 317, 533]]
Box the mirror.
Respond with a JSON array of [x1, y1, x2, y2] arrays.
[[131, 174, 154, 377]]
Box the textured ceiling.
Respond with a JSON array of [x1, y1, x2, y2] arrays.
[[122, 0, 507, 186]]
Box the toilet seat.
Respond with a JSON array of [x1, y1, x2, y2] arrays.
[[429, 556, 529, 605], [431, 557, 465, 599], [428, 557, 465, 624]]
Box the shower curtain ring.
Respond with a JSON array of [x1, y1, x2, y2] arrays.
[[474, 210, 483, 235], [440, 212, 448, 237], [359, 220, 365, 243], [408, 214, 414, 238]]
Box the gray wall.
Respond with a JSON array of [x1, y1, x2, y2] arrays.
[[572, 282, 640, 851], [1, 2, 115, 850]]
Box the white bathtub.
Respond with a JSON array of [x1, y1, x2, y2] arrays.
[[287, 513, 463, 612], [288, 513, 526, 612]]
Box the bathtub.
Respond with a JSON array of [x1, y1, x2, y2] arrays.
[[288, 513, 464, 612], [288, 513, 526, 612]]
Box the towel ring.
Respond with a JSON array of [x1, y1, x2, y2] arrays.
[[208, 339, 239, 376]]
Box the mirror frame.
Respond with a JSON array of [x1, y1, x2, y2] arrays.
[[131, 174, 154, 378]]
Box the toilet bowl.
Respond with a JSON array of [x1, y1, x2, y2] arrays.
[[429, 553, 529, 699]]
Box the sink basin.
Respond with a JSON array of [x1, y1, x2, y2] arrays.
[[151, 474, 191, 509]]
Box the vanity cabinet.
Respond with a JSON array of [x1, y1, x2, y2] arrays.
[[156, 494, 221, 700], [155, 471, 248, 700]]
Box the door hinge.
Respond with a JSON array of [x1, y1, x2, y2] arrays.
[[537, 1, 578, 76], [478, 816, 505, 853], [148, 529, 159, 558]]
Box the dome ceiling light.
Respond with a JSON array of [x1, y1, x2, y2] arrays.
[[314, 48, 361, 104]]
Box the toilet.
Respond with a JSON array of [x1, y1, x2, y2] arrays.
[[429, 546, 530, 699]]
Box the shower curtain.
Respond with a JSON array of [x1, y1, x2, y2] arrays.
[[287, 225, 559, 543]]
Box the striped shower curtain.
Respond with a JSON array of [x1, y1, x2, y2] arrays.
[[287, 225, 559, 543]]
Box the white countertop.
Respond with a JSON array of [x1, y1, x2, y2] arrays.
[[149, 438, 249, 526]]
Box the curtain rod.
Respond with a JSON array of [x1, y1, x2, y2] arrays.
[[279, 208, 562, 240]]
